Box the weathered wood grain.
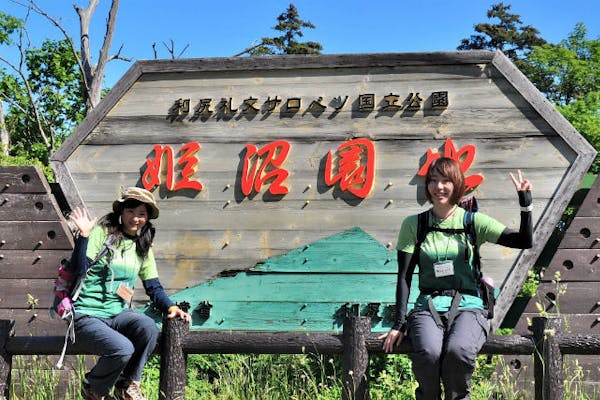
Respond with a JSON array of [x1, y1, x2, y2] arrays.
[[49, 51, 596, 334], [0, 194, 65, 221], [0, 221, 73, 250], [524, 283, 600, 314], [513, 312, 600, 335], [0, 249, 72, 278], [558, 218, 600, 248], [0, 310, 67, 336], [543, 249, 600, 281], [0, 166, 50, 194]]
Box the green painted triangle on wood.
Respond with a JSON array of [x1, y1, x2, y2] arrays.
[[146, 227, 420, 332], [251, 226, 397, 273]]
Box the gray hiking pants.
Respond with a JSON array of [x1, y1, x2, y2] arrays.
[[407, 309, 490, 400]]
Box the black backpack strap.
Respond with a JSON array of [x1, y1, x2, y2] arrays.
[[408, 211, 430, 271], [464, 211, 495, 319], [416, 211, 430, 248], [463, 211, 481, 282]]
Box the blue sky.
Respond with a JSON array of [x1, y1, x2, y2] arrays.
[[3, 0, 600, 88]]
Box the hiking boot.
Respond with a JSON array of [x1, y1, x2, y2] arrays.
[[81, 381, 116, 400], [114, 380, 147, 400]]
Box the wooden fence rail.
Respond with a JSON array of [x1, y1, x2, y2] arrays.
[[1, 316, 599, 400]]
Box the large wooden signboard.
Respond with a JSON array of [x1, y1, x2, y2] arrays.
[[51, 51, 595, 329]]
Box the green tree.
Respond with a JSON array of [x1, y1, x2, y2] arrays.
[[0, 1, 125, 178], [527, 23, 600, 105], [246, 3, 322, 56], [457, 2, 546, 73], [0, 11, 22, 157], [527, 24, 600, 172], [559, 91, 600, 173], [1, 39, 85, 160]]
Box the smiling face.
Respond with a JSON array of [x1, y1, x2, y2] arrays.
[[120, 203, 149, 236], [427, 170, 455, 207], [424, 157, 465, 206]]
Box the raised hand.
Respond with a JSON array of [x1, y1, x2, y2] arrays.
[[69, 207, 97, 237], [509, 170, 532, 191]]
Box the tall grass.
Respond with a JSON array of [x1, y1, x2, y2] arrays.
[[8, 352, 600, 399]]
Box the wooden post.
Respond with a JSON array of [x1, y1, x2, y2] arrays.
[[532, 316, 564, 400], [342, 316, 371, 400], [159, 317, 189, 400], [0, 320, 14, 400]]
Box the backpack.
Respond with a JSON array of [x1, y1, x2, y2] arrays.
[[50, 243, 111, 320], [409, 196, 495, 330], [50, 235, 114, 368]]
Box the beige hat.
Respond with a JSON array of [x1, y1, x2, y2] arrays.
[[112, 187, 159, 219]]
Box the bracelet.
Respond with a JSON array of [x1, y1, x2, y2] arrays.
[[520, 204, 533, 212], [167, 305, 180, 313]]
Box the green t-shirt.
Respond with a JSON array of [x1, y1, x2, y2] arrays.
[[74, 225, 159, 318], [396, 207, 505, 313]]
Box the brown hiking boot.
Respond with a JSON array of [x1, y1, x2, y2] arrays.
[[114, 380, 147, 400], [81, 382, 116, 400]]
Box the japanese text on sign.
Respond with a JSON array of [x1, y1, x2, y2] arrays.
[[142, 139, 377, 199], [141, 137, 480, 199], [168, 91, 448, 120]]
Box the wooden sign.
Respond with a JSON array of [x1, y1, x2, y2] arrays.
[[51, 51, 596, 329]]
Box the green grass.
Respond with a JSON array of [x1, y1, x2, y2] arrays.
[[8, 351, 599, 400]]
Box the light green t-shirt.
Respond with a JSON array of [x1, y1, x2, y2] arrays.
[[74, 225, 159, 318], [396, 207, 505, 313]]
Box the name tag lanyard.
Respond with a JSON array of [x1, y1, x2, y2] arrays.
[[432, 231, 455, 278]]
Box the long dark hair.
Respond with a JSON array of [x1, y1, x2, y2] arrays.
[[425, 157, 466, 205], [98, 199, 155, 259]]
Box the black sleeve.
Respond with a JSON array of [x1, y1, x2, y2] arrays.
[[496, 190, 533, 249], [70, 235, 91, 275], [143, 278, 175, 313], [392, 250, 414, 332]]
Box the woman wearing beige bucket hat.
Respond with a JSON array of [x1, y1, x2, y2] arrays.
[[68, 187, 191, 400]]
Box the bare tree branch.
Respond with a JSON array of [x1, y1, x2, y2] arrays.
[[9, 0, 92, 104], [232, 41, 264, 57], [88, 0, 120, 108], [177, 44, 190, 59], [0, 26, 52, 150], [161, 39, 189, 59], [107, 43, 131, 63], [11, 0, 126, 111]]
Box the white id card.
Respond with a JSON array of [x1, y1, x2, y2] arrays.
[[433, 260, 455, 278]]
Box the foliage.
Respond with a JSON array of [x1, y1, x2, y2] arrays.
[[1, 38, 85, 157], [25, 39, 86, 138], [0, 151, 54, 181], [457, 2, 546, 75], [141, 353, 342, 400], [249, 3, 322, 56], [0, 2, 119, 180], [0, 12, 22, 45], [6, 350, 600, 399], [527, 23, 600, 105], [460, 2, 600, 178], [518, 269, 540, 298], [0, 19, 85, 173], [558, 91, 600, 172], [369, 354, 416, 399]]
